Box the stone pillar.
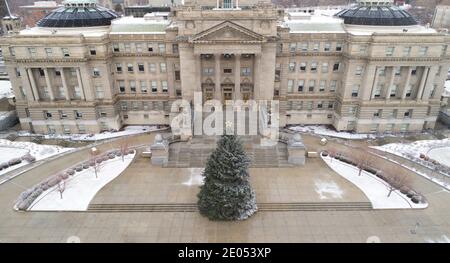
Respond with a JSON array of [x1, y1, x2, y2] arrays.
[[43, 68, 54, 101], [287, 134, 306, 166], [401, 67, 413, 100], [370, 67, 380, 99], [386, 66, 396, 101], [196, 54, 202, 92], [60, 68, 71, 101], [236, 0, 239, 8], [416, 66, 429, 101], [361, 64, 376, 101], [214, 53, 221, 100], [253, 53, 261, 99], [27, 68, 39, 101], [150, 134, 169, 166], [422, 66, 439, 101], [234, 54, 241, 100], [76, 68, 86, 101]]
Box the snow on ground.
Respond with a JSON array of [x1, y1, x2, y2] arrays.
[[183, 168, 204, 186], [443, 80, 450, 97], [24, 125, 158, 141], [0, 80, 14, 99], [314, 179, 343, 200], [425, 235, 450, 243], [321, 155, 427, 209], [372, 139, 450, 165], [29, 152, 136, 211], [290, 125, 375, 140], [0, 139, 72, 176], [428, 147, 450, 168]]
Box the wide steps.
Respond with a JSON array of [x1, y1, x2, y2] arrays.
[[87, 202, 372, 212]]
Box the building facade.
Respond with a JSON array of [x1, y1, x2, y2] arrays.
[[0, 0, 449, 135]]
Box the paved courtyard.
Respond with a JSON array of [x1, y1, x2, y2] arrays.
[[0, 132, 450, 242]]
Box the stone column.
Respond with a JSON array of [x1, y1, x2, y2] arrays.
[[60, 68, 70, 101], [416, 66, 429, 101], [386, 66, 396, 101], [422, 66, 439, 101], [361, 64, 376, 101], [253, 53, 261, 100], [401, 67, 413, 100], [214, 53, 221, 100], [26, 68, 39, 101], [43, 68, 55, 101], [234, 54, 241, 100], [196, 54, 202, 92], [370, 67, 380, 99], [76, 68, 86, 100]]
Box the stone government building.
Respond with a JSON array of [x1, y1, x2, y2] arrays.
[[0, 0, 449, 135]]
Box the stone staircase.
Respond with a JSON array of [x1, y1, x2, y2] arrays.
[[166, 136, 292, 168], [87, 202, 373, 212]]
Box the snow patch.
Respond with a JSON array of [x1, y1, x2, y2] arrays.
[[29, 152, 136, 211], [42, 125, 158, 141], [314, 179, 343, 200], [372, 139, 450, 161], [322, 155, 427, 209], [425, 235, 450, 243], [183, 168, 204, 186], [290, 125, 375, 140]]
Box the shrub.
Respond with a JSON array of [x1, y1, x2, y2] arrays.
[[89, 161, 96, 167], [108, 153, 115, 159], [61, 173, 69, 180], [96, 158, 103, 164], [40, 182, 50, 191], [75, 166, 83, 172], [101, 156, 109, 162], [128, 149, 134, 155], [321, 151, 329, 157], [115, 151, 122, 157], [66, 169, 75, 176], [19, 189, 33, 201], [82, 163, 90, 169], [8, 158, 22, 166], [411, 195, 423, 204], [24, 155, 36, 163], [419, 154, 425, 159], [406, 190, 416, 198], [47, 176, 61, 187]]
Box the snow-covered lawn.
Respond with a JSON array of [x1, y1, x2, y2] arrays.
[[0, 139, 72, 176], [290, 125, 375, 140], [20, 125, 159, 142], [0, 80, 14, 99], [372, 139, 450, 167], [314, 179, 344, 200], [322, 155, 427, 209], [425, 235, 450, 243], [28, 152, 136, 211]]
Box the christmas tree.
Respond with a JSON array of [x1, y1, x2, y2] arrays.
[[197, 135, 257, 221]]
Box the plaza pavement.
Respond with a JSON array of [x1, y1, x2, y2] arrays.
[[0, 133, 449, 242]]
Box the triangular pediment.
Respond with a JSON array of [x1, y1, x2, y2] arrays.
[[190, 21, 265, 44]]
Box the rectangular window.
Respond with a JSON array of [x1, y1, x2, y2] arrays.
[[74, 110, 83, 119], [95, 86, 104, 99], [118, 81, 125, 93], [113, 43, 120, 52], [78, 124, 86, 134], [411, 67, 417, 75], [172, 44, 179, 54], [370, 124, 379, 133], [405, 85, 412, 98], [308, 80, 315, 92], [359, 45, 367, 54], [143, 102, 149, 111], [330, 80, 337, 92], [28, 47, 37, 57], [62, 48, 70, 57], [310, 62, 318, 72], [336, 43, 343, 51], [39, 68, 45, 77], [19, 86, 26, 98], [45, 48, 53, 57], [403, 46, 411, 56], [132, 102, 139, 111], [400, 123, 409, 132], [158, 43, 166, 53], [379, 67, 386, 76], [151, 81, 158, 93], [138, 63, 145, 72], [355, 66, 364, 76], [147, 43, 154, 52], [419, 46, 428, 56], [333, 63, 340, 72], [328, 102, 334, 109], [374, 85, 382, 98], [288, 62, 296, 72], [127, 63, 134, 72], [307, 101, 313, 110], [9, 47, 15, 56], [223, 68, 232, 74], [140, 81, 147, 93], [74, 86, 82, 98], [298, 80, 305, 92], [317, 101, 323, 109], [136, 43, 143, 53], [301, 42, 308, 52], [430, 84, 437, 98], [162, 81, 168, 93], [386, 47, 395, 56], [324, 43, 331, 52], [404, 109, 412, 118], [352, 85, 359, 97], [322, 63, 329, 73], [43, 87, 49, 98], [149, 63, 156, 73], [394, 67, 401, 76], [385, 124, 395, 133], [58, 86, 65, 98], [130, 81, 136, 93], [373, 109, 382, 118], [390, 85, 398, 97], [287, 79, 294, 93], [160, 63, 167, 73], [203, 68, 214, 75], [124, 43, 131, 52], [289, 43, 297, 53], [47, 125, 56, 134], [299, 62, 307, 72], [92, 68, 100, 77], [319, 80, 326, 92], [116, 63, 123, 73], [241, 67, 251, 76], [44, 110, 52, 119], [313, 43, 320, 51], [89, 46, 96, 56], [121, 102, 128, 111], [15, 68, 21, 77]]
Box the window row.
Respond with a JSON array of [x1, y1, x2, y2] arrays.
[[286, 100, 335, 111], [120, 101, 169, 111], [117, 80, 169, 93], [112, 42, 178, 54], [115, 62, 168, 74], [43, 110, 84, 120], [287, 62, 342, 73], [371, 109, 414, 119], [289, 42, 344, 53], [287, 79, 339, 93]]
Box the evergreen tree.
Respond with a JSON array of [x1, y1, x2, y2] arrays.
[[197, 135, 257, 221]]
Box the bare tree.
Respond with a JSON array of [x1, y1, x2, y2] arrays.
[[90, 156, 105, 179], [57, 179, 66, 199], [385, 167, 412, 198], [119, 139, 130, 162], [353, 151, 376, 176]]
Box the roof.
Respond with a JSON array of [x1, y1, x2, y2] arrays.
[[284, 15, 346, 34], [110, 17, 168, 34], [335, 5, 417, 26], [37, 5, 119, 28]]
